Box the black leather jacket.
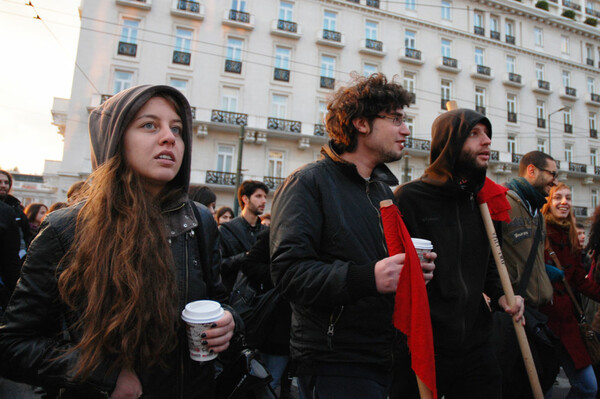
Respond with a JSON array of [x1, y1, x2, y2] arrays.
[[270, 142, 399, 373], [0, 199, 229, 398]]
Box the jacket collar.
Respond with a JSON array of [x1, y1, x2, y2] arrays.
[[162, 192, 197, 238]]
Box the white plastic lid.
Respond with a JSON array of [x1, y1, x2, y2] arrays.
[[181, 300, 224, 324], [411, 238, 433, 250]]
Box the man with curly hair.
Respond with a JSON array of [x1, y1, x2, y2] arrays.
[[270, 73, 436, 398]]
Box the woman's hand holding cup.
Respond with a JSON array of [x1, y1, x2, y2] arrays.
[[202, 310, 235, 353]]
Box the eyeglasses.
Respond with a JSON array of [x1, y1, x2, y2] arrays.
[[538, 167, 558, 179], [375, 114, 407, 126]]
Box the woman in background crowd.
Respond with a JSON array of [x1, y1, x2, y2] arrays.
[[215, 206, 234, 226], [23, 203, 47, 239]]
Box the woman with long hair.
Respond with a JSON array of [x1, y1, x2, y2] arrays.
[[542, 183, 600, 398], [24, 202, 47, 238], [215, 206, 234, 226], [0, 85, 235, 399]]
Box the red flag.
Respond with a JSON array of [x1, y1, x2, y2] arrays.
[[380, 201, 437, 399], [476, 177, 511, 223]]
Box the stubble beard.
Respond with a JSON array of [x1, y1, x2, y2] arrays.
[[455, 150, 488, 180]]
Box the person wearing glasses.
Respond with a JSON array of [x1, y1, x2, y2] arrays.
[[270, 73, 436, 399], [494, 151, 559, 398]]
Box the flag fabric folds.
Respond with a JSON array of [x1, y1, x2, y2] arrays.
[[476, 177, 511, 223]]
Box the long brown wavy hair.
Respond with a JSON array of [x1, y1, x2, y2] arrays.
[[57, 154, 179, 378], [542, 182, 580, 254]]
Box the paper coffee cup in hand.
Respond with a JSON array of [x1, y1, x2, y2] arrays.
[[411, 238, 433, 263], [181, 300, 224, 362]]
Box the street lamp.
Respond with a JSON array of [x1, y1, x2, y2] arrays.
[[547, 106, 566, 157]]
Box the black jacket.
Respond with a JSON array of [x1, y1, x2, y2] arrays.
[[3, 194, 32, 251], [270, 142, 399, 372], [0, 201, 20, 308], [394, 109, 503, 354]]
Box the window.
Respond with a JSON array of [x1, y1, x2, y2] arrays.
[[267, 150, 284, 178], [475, 48, 484, 66], [405, 117, 414, 135], [565, 144, 572, 163], [561, 36, 570, 55], [120, 18, 139, 44], [505, 20, 515, 37], [323, 11, 337, 31], [405, 30, 416, 49], [506, 55, 516, 73], [564, 108, 572, 126], [507, 136, 516, 154], [175, 28, 192, 53], [490, 16, 499, 33], [270, 94, 288, 118], [591, 149, 598, 167], [536, 64, 545, 81], [441, 79, 452, 100], [113, 70, 133, 94], [321, 55, 335, 78], [537, 100, 546, 120], [363, 63, 378, 77], [587, 44, 594, 62], [441, 0, 451, 20], [226, 38, 243, 61], [279, 1, 293, 21], [562, 70, 571, 88], [475, 86, 485, 104], [474, 12, 483, 28], [588, 77, 596, 94], [534, 28, 543, 46], [537, 139, 546, 153], [169, 78, 188, 96], [507, 93, 517, 114], [590, 112, 598, 130], [318, 100, 327, 124], [406, 0, 416, 11], [221, 87, 239, 112], [231, 0, 246, 11], [593, 189, 599, 210], [365, 20, 378, 40], [275, 46, 291, 70], [403, 71, 416, 94], [217, 144, 234, 173], [441, 39, 452, 58]]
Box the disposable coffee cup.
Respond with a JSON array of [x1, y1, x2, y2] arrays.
[[411, 238, 433, 263], [181, 300, 224, 362]]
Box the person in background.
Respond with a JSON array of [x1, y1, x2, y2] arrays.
[[0, 170, 31, 258], [215, 206, 234, 226], [48, 202, 68, 213], [585, 206, 600, 399], [66, 180, 89, 204], [577, 222, 593, 273], [189, 185, 217, 215], [0, 85, 235, 399], [260, 213, 271, 226], [542, 183, 600, 398], [24, 203, 47, 239], [0, 201, 20, 312]]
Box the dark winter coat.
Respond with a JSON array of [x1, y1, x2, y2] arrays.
[[0, 201, 20, 308]]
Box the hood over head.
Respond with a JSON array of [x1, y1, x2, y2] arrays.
[[424, 108, 491, 187], [88, 85, 193, 192]]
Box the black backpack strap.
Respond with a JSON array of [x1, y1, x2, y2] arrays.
[[190, 202, 214, 298], [516, 212, 543, 296]]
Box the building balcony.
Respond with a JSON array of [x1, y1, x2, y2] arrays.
[[591, 129, 598, 138], [587, 7, 600, 17], [314, 124, 326, 136], [476, 105, 486, 115], [532, 79, 552, 94], [503, 72, 524, 88], [210, 109, 248, 126], [563, 0, 581, 11], [171, 0, 204, 20], [267, 117, 302, 133], [441, 98, 451, 110], [564, 123, 573, 133], [274, 68, 290, 82], [436, 57, 461, 73], [206, 171, 238, 186], [320, 76, 335, 89], [117, 41, 137, 57], [347, 0, 360, 3], [559, 86, 578, 100], [408, 92, 416, 105], [360, 39, 385, 56], [585, 93, 600, 106], [512, 153, 524, 164], [596, 166, 600, 175], [263, 176, 285, 190], [537, 118, 546, 128], [574, 206, 588, 218], [116, 0, 151, 10], [588, 58, 595, 66], [491, 150, 500, 161], [224, 59, 242, 74], [399, 48, 424, 65], [471, 64, 493, 81], [474, 26, 485, 36], [172, 50, 191, 66], [507, 111, 517, 123], [405, 137, 431, 152], [490, 30, 500, 40], [222, 9, 255, 30], [316, 29, 345, 48], [367, 0, 380, 7], [271, 19, 302, 39], [506, 35, 516, 45]]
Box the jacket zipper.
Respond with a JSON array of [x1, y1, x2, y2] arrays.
[[327, 306, 345, 349], [365, 181, 389, 255], [179, 232, 191, 399]]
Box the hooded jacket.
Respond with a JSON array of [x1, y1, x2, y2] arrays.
[[394, 109, 503, 354], [0, 85, 229, 398]]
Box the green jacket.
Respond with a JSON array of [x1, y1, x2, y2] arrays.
[[501, 190, 553, 308]]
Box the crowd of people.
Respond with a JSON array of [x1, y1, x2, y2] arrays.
[[0, 73, 600, 399]]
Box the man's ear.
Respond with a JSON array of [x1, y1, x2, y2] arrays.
[[241, 195, 249, 207], [526, 164, 537, 179], [352, 117, 370, 134]]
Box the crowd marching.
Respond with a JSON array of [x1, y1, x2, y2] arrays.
[[1, 73, 600, 399]]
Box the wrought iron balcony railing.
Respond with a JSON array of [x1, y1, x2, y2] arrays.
[[190, 107, 196, 120], [592, 93, 600, 102], [588, 58, 595, 66], [491, 150, 499, 161], [365, 39, 383, 51], [563, 0, 581, 10], [277, 19, 297, 33], [225, 59, 242, 73], [320, 76, 335, 89], [322, 29, 342, 42], [565, 87, 577, 96], [118, 41, 137, 56], [367, 0, 380, 7], [476, 105, 486, 115], [596, 166, 600, 175], [177, 0, 200, 13], [512, 153, 523, 164], [564, 123, 573, 133], [267, 117, 302, 133], [263, 176, 285, 190], [506, 35, 516, 45], [591, 129, 598, 138], [206, 170, 237, 186], [173, 50, 191, 65], [574, 206, 588, 218], [537, 80, 550, 90], [229, 9, 250, 23], [508, 73, 522, 83], [442, 57, 458, 68], [476, 65, 491, 76], [210, 109, 248, 126], [405, 137, 431, 151], [537, 118, 546, 128], [314, 124, 326, 136], [490, 31, 500, 40], [569, 162, 587, 173], [405, 48, 421, 60], [274, 68, 290, 82], [474, 26, 485, 36], [507, 112, 517, 123]]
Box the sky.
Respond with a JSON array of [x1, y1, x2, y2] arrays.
[[0, 0, 81, 174]]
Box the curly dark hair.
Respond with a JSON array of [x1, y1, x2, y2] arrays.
[[587, 205, 600, 264], [325, 73, 412, 153]]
